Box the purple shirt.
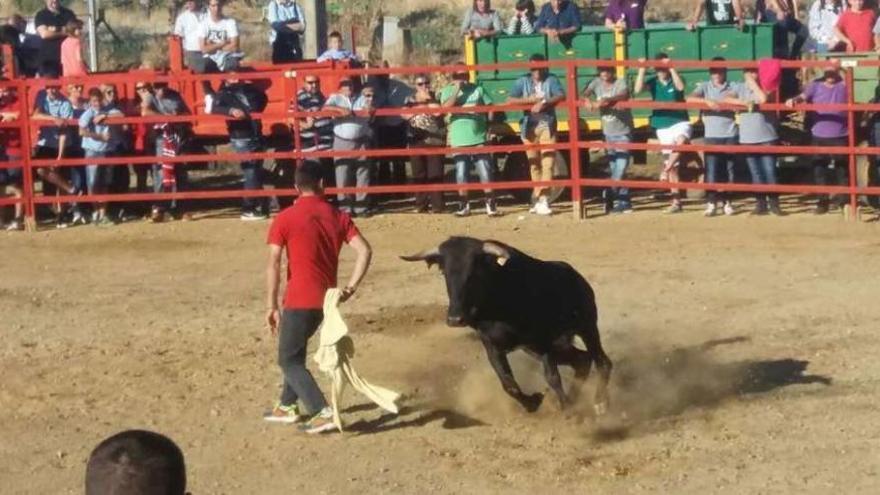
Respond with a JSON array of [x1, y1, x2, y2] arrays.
[[604, 0, 647, 30], [803, 79, 848, 138]]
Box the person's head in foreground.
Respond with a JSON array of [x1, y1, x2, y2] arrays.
[[85, 429, 187, 495], [295, 160, 324, 195]]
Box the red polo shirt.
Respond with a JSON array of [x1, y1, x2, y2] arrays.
[[267, 195, 360, 309], [836, 10, 877, 52]]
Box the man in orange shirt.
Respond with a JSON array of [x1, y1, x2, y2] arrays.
[[264, 161, 372, 434]]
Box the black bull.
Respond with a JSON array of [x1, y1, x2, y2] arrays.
[[402, 236, 613, 413]]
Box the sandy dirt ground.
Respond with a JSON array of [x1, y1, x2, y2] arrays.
[[2, 202, 880, 494]]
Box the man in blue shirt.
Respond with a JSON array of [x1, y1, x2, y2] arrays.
[[31, 83, 80, 228], [534, 0, 582, 42], [507, 54, 565, 215]]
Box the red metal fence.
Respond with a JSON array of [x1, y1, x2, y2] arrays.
[[2, 58, 880, 228]]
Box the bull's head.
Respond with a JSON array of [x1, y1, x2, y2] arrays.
[[401, 237, 511, 328]]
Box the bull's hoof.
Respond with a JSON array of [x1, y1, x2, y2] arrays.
[[521, 393, 544, 413], [593, 400, 609, 417]]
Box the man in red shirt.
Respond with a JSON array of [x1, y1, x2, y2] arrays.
[[264, 161, 372, 434], [833, 0, 876, 52], [0, 83, 24, 230]]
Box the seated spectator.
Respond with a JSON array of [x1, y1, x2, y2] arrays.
[[534, 0, 582, 43], [405, 74, 446, 213], [686, 0, 744, 31], [461, 0, 503, 40], [140, 81, 192, 222], [785, 69, 848, 214], [60, 19, 87, 76], [34, 0, 78, 77], [173, 0, 207, 72], [199, 0, 241, 87], [210, 76, 269, 221], [583, 65, 634, 214], [324, 79, 375, 216], [634, 53, 692, 214], [79, 87, 123, 225], [723, 65, 784, 216], [31, 82, 80, 228], [833, 0, 876, 52], [507, 53, 564, 216], [0, 83, 24, 230], [266, 0, 306, 64], [756, 0, 808, 59], [85, 430, 187, 495], [687, 57, 740, 217], [807, 0, 843, 53], [316, 31, 359, 63], [605, 0, 647, 31], [505, 0, 536, 35], [439, 68, 499, 217]]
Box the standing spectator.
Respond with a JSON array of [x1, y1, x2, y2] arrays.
[[534, 0, 582, 43], [79, 87, 120, 225], [31, 83, 80, 228], [868, 82, 880, 217], [507, 53, 565, 216], [4, 15, 41, 77], [85, 430, 187, 495], [439, 68, 499, 217], [173, 0, 206, 72], [266, 0, 306, 64], [34, 0, 77, 77], [461, 0, 503, 40], [505, 0, 537, 35], [0, 83, 24, 230], [634, 53, 692, 214], [316, 31, 359, 63], [583, 65, 634, 214], [807, 0, 843, 53], [724, 67, 785, 216], [372, 68, 413, 195], [199, 0, 241, 98], [60, 19, 88, 77], [833, 0, 876, 52], [605, 0, 648, 31], [686, 0, 745, 30], [292, 74, 333, 183], [102, 83, 138, 221], [141, 81, 192, 222], [210, 77, 269, 220], [756, 0, 809, 59], [66, 82, 88, 225], [687, 57, 739, 216], [405, 74, 446, 214], [786, 70, 848, 214], [324, 80, 375, 216]]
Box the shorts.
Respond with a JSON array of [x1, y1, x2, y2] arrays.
[[656, 121, 693, 154], [0, 154, 23, 185]]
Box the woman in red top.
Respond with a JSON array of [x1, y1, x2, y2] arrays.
[[833, 0, 876, 52]]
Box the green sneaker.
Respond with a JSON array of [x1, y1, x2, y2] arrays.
[[263, 403, 304, 424], [297, 408, 338, 434]]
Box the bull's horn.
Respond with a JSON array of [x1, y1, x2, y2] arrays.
[[483, 242, 510, 266], [400, 247, 440, 262]]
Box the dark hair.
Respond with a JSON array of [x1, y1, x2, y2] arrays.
[[654, 52, 669, 60], [85, 430, 186, 495], [338, 79, 353, 89], [295, 161, 323, 192], [328, 31, 342, 39], [515, 0, 536, 15], [473, 0, 492, 11], [529, 53, 546, 62], [88, 87, 103, 100]]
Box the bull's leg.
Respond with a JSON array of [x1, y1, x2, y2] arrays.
[[555, 345, 593, 381], [578, 322, 613, 416], [540, 353, 569, 409], [481, 340, 543, 412]]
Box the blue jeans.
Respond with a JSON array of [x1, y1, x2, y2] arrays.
[[774, 15, 807, 59], [744, 141, 779, 207], [604, 134, 631, 208], [231, 138, 267, 213], [454, 152, 493, 186], [704, 136, 738, 204], [85, 149, 110, 195]]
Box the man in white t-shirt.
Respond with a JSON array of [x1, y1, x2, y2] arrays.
[[173, 0, 206, 72], [199, 0, 240, 73]]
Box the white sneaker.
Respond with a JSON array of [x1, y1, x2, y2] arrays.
[[454, 203, 471, 217], [485, 200, 501, 217], [703, 203, 717, 217], [534, 197, 553, 216], [204, 94, 214, 114], [723, 202, 735, 216], [72, 210, 87, 225]]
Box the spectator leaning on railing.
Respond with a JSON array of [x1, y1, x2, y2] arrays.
[[405, 75, 446, 214], [293, 75, 333, 181], [461, 0, 503, 40], [173, 0, 207, 72], [686, 0, 745, 31], [78, 87, 121, 226], [534, 0, 582, 43], [505, 0, 537, 35], [266, 0, 306, 64], [34, 0, 78, 77]]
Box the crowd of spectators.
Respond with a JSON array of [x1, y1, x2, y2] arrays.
[[3, 0, 880, 230]]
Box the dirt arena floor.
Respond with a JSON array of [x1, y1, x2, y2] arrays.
[[2, 201, 880, 494]]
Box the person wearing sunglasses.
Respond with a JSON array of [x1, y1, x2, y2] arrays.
[[287, 76, 333, 198], [405, 75, 446, 213]]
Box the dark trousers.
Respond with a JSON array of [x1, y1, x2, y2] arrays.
[[376, 123, 408, 187], [278, 309, 328, 415], [811, 136, 848, 207], [870, 123, 880, 208], [410, 150, 445, 212], [704, 136, 738, 204], [272, 33, 302, 64]]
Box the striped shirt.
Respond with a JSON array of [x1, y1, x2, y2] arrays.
[[293, 89, 332, 151]]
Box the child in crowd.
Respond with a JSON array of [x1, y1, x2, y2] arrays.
[[316, 31, 359, 63], [505, 0, 536, 35], [79, 87, 122, 225], [833, 0, 876, 52], [60, 19, 88, 77]]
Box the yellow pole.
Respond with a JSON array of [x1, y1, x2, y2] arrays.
[[465, 37, 477, 82], [614, 28, 626, 79]]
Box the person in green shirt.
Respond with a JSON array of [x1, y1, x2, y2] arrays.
[[634, 53, 694, 214], [439, 69, 500, 217]]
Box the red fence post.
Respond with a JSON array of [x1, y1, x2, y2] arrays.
[[565, 60, 583, 220], [290, 73, 302, 168], [17, 80, 36, 231], [845, 67, 858, 220]]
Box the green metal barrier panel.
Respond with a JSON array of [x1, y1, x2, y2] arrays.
[[473, 38, 497, 79], [479, 78, 523, 121], [496, 35, 547, 79]]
